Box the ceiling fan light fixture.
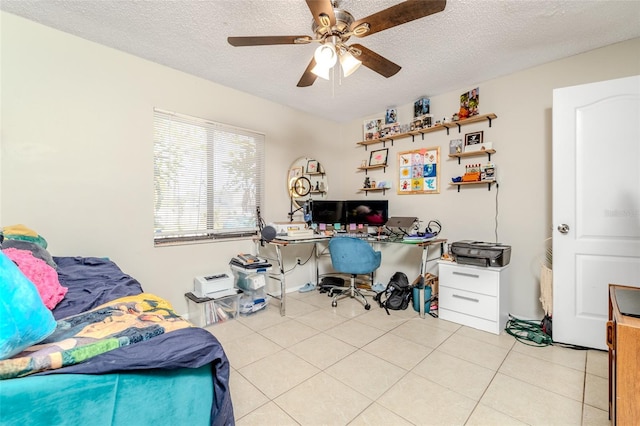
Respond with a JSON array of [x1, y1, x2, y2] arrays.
[[310, 62, 331, 80], [313, 43, 337, 68], [339, 50, 361, 77]]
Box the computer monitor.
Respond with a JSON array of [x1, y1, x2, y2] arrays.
[[311, 200, 345, 225], [344, 200, 388, 226]]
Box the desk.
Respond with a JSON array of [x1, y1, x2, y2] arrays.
[[258, 236, 446, 317]]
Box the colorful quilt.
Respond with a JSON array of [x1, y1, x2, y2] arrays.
[[0, 293, 192, 379]]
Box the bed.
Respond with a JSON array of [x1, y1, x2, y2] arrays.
[[0, 253, 234, 426]]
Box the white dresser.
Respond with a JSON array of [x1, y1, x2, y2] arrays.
[[438, 261, 510, 335]]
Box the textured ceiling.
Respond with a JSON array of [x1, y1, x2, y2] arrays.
[[2, 0, 639, 123]]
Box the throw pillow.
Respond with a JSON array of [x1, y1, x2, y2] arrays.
[[0, 251, 57, 360]]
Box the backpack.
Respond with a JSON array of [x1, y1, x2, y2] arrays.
[[373, 272, 412, 314]]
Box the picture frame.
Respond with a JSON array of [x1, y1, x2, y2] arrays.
[[414, 97, 430, 118], [369, 148, 389, 167], [306, 160, 319, 174], [464, 131, 484, 151], [363, 118, 383, 141], [459, 87, 479, 119], [385, 108, 397, 124], [288, 166, 303, 180], [449, 138, 463, 154], [397, 146, 440, 195]]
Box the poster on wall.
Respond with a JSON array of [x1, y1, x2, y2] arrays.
[[397, 147, 440, 195]]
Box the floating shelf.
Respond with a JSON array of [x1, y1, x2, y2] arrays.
[[450, 180, 497, 192], [357, 164, 387, 175], [449, 149, 496, 164], [360, 187, 388, 195], [357, 113, 498, 149]]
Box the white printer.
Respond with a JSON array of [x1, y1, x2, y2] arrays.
[[193, 273, 234, 298]]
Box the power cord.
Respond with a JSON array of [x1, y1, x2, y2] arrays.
[[494, 182, 499, 242], [505, 314, 552, 346]]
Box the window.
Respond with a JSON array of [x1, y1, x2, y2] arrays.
[[153, 109, 264, 244]]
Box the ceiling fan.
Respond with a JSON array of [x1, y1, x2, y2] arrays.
[[228, 0, 447, 87]]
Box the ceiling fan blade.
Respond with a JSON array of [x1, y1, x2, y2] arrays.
[[297, 58, 319, 87], [352, 44, 401, 78], [305, 0, 336, 28], [228, 35, 311, 46], [350, 0, 446, 37]]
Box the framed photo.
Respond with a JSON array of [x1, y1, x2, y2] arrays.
[[460, 87, 479, 119], [449, 138, 463, 154], [369, 148, 388, 167], [306, 160, 319, 174], [414, 97, 430, 118], [397, 146, 440, 195], [288, 166, 303, 180], [385, 108, 397, 124], [464, 131, 483, 149], [363, 118, 383, 140]]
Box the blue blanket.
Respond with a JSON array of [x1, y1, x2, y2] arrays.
[[42, 256, 234, 426]]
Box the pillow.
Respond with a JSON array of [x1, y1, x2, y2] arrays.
[[1, 239, 57, 269], [2, 224, 39, 238], [0, 251, 57, 360], [2, 233, 48, 249], [2, 248, 68, 309]]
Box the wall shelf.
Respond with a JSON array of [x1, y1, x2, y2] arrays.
[[360, 187, 387, 196], [449, 149, 496, 164], [450, 180, 496, 192], [357, 164, 387, 175], [356, 113, 498, 150]]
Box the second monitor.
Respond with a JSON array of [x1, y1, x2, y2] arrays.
[[344, 200, 388, 226], [311, 200, 388, 227]]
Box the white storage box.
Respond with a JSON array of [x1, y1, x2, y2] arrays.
[[185, 290, 241, 327]]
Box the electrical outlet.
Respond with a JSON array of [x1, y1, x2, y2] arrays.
[[296, 257, 302, 265]]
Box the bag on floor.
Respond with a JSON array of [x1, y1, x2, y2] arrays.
[[373, 272, 411, 314]]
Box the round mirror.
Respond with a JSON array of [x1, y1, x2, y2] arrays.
[[286, 157, 328, 210]]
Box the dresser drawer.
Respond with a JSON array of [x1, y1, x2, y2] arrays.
[[439, 286, 498, 321], [439, 263, 499, 296]]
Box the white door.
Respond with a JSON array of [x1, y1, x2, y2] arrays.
[[553, 75, 640, 350]]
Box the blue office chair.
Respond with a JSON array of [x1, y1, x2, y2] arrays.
[[328, 237, 382, 310]]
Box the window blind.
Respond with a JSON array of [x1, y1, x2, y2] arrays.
[[153, 109, 264, 244]]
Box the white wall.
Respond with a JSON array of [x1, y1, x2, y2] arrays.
[[2, 11, 639, 318], [337, 38, 640, 318], [0, 12, 341, 314]]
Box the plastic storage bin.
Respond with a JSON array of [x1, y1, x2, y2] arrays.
[[230, 263, 271, 291], [185, 290, 241, 327], [239, 287, 268, 315]]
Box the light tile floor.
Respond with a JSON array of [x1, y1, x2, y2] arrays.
[[207, 290, 610, 426]]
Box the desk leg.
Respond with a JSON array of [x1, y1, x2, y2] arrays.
[[419, 245, 428, 319], [275, 244, 286, 316]]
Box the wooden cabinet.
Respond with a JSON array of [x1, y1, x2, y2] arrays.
[[437, 261, 509, 335], [608, 284, 640, 425]]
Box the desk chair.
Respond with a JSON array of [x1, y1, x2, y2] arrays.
[[328, 237, 382, 310]]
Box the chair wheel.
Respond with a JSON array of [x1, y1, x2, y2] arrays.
[[365, 304, 371, 310], [332, 301, 337, 307]]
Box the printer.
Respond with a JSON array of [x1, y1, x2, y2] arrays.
[[450, 240, 511, 267], [193, 273, 234, 298]]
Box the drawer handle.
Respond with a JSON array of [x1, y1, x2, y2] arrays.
[[452, 271, 480, 279], [452, 294, 479, 303], [606, 321, 614, 350]]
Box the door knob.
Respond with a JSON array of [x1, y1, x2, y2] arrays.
[[557, 224, 570, 234]]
